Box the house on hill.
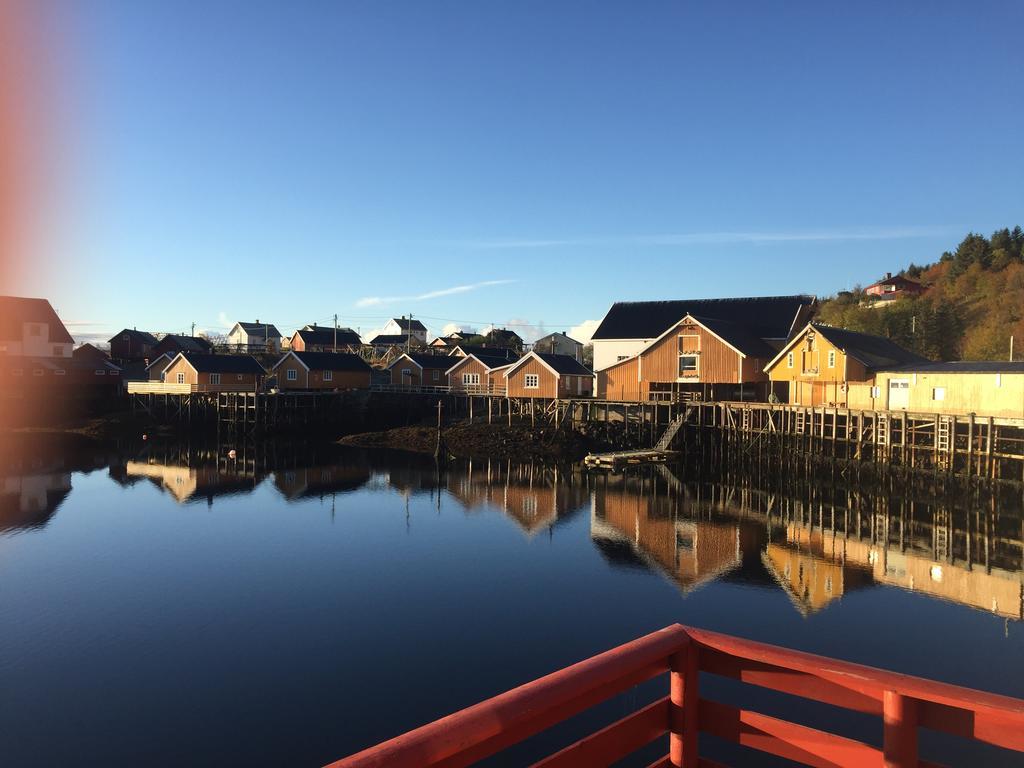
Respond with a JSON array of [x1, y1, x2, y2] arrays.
[[863, 272, 925, 308], [271, 351, 372, 390], [590, 295, 815, 372], [290, 325, 362, 352], [532, 332, 583, 361], [504, 352, 594, 398], [108, 328, 158, 362], [382, 317, 427, 344], [597, 313, 783, 402], [764, 323, 928, 407], [160, 353, 266, 392], [152, 334, 213, 358], [387, 353, 452, 387], [227, 321, 282, 353], [485, 327, 524, 351]]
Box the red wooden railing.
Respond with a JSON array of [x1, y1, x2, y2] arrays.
[[325, 624, 1024, 768]]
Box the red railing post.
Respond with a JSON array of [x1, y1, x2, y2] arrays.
[[883, 690, 918, 768], [669, 638, 699, 766]]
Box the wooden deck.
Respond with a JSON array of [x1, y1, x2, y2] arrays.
[[584, 449, 676, 470]]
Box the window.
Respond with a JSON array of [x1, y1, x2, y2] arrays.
[[176, 373, 185, 384], [111, 370, 119, 377], [286, 369, 297, 381], [679, 355, 698, 377], [827, 350, 836, 368], [432, 370, 440, 381], [996, 373, 1002, 387], [53, 346, 65, 357], [123, 334, 129, 341], [33, 369, 44, 377], [236, 374, 242, 380], [787, 352, 794, 369], [524, 373, 540, 389], [871, 386, 880, 398], [30, 324, 41, 336], [210, 373, 221, 385], [932, 387, 946, 401], [462, 373, 480, 386], [95, 369, 106, 376], [54, 369, 66, 376], [324, 370, 333, 382], [401, 368, 411, 379]]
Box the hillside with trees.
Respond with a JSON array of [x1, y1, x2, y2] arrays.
[[814, 226, 1024, 361]]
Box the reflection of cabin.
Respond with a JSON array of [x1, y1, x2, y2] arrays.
[[848, 362, 1024, 418], [597, 314, 780, 402], [272, 465, 370, 500], [125, 461, 262, 504], [504, 352, 594, 399], [761, 542, 872, 614], [764, 323, 927, 407], [0, 472, 71, 532]]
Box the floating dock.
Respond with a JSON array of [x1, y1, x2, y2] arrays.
[[584, 448, 676, 470]]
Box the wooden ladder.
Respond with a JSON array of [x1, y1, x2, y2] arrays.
[[655, 414, 687, 451]]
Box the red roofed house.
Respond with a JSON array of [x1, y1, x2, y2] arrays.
[[863, 272, 925, 308]]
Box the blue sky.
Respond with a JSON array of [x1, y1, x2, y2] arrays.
[[24, 1, 1024, 343]]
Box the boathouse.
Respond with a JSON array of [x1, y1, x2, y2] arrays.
[[504, 352, 594, 398], [596, 313, 781, 402], [160, 353, 265, 392], [590, 294, 815, 372], [289, 325, 362, 353], [271, 351, 372, 391], [764, 323, 928, 407], [848, 361, 1024, 418], [445, 352, 514, 394], [388, 353, 452, 386], [108, 328, 157, 362], [151, 334, 212, 358]]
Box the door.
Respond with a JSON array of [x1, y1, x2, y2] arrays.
[[888, 379, 910, 410]]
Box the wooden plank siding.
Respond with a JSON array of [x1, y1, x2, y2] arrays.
[[161, 357, 262, 392], [766, 329, 871, 407], [447, 357, 489, 392], [276, 365, 370, 391], [506, 356, 560, 398]]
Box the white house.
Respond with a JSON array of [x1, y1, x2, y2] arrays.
[[532, 332, 584, 361], [227, 321, 283, 353], [382, 317, 428, 344], [0, 296, 74, 359]]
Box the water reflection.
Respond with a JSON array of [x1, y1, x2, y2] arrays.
[[591, 466, 1024, 621]]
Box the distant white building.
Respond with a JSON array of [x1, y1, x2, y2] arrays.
[[0, 296, 74, 359], [532, 332, 584, 361], [227, 321, 283, 353], [382, 317, 428, 344]]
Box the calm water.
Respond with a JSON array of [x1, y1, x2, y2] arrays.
[[2, 435, 1023, 767]]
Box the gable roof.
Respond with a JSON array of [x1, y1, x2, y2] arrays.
[[145, 352, 174, 372], [0, 296, 75, 343], [156, 334, 213, 353], [506, 351, 593, 378], [72, 343, 109, 361], [767, 323, 929, 372], [448, 345, 518, 362], [388, 353, 453, 371], [689, 316, 778, 358], [867, 274, 924, 291], [486, 328, 523, 344], [275, 351, 371, 373], [109, 328, 159, 346], [535, 331, 583, 346], [233, 322, 282, 340], [446, 353, 518, 375], [592, 295, 815, 341], [172, 353, 266, 374], [391, 317, 427, 332], [293, 327, 363, 348], [878, 361, 1024, 374], [370, 334, 414, 346]]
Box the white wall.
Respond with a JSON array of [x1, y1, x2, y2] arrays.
[[593, 339, 651, 371]]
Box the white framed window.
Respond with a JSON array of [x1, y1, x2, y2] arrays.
[[679, 355, 698, 377], [401, 368, 411, 379], [33, 369, 44, 377], [787, 352, 794, 369], [176, 373, 185, 384], [871, 386, 880, 397], [111, 370, 119, 377], [286, 369, 297, 381], [210, 373, 221, 385], [324, 370, 333, 382], [932, 387, 945, 401], [95, 369, 106, 376], [53, 346, 64, 357], [54, 369, 66, 376], [524, 373, 540, 389], [432, 370, 440, 381], [462, 373, 481, 386], [995, 373, 1002, 387], [236, 374, 242, 380], [827, 350, 836, 368]]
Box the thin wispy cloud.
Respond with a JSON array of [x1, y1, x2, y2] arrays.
[[356, 279, 516, 308], [464, 226, 949, 250]]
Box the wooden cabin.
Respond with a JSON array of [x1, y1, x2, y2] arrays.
[[448, 344, 518, 362], [161, 353, 265, 392], [847, 361, 1024, 418], [151, 334, 212, 358], [446, 353, 514, 394], [597, 314, 780, 402], [504, 352, 594, 399], [108, 328, 157, 362], [764, 323, 927, 407], [290, 325, 362, 353], [271, 351, 372, 390], [145, 352, 174, 381], [387, 353, 452, 387]]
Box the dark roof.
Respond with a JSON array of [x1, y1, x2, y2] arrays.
[[487, 328, 523, 343], [71, 357, 121, 373], [535, 332, 583, 345], [370, 334, 413, 345], [392, 317, 427, 332], [592, 295, 815, 341], [288, 351, 372, 372], [451, 345, 518, 362], [878, 361, 1024, 374], [72, 343, 110, 361], [399, 353, 454, 370], [0, 296, 75, 343], [156, 334, 213, 353], [178, 353, 266, 374], [454, 353, 517, 370], [236, 322, 282, 339], [691, 316, 778, 358], [294, 327, 363, 347], [810, 324, 930, 370], [532, 352, 593, 376], [867, 274, 923, 290], [110, 328, 159, 346]]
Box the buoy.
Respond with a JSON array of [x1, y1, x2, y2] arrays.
[[228, 449, 237, 459], [142, 434, 147, 441]]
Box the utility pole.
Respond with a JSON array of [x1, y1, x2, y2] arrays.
[[334, 313, 338, 352], [407, 313, 412, 354], [191, 321, 195, 337]]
